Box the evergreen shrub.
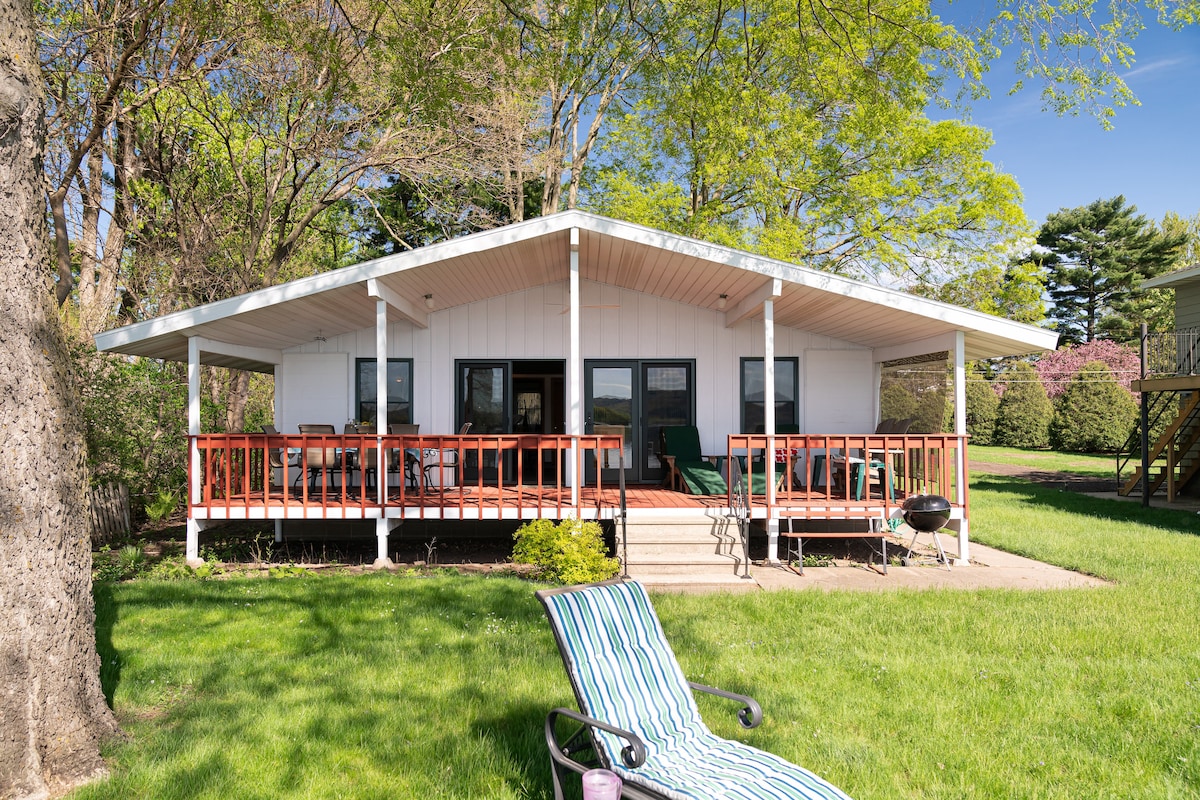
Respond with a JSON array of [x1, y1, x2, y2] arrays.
[[994, 362, 1053, 448], [966, 379, 1000, 445], [1050, 361, 1139, 452]]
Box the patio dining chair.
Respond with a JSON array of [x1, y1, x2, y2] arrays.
[[388, 424, 423, 490], [297, 423, 340, 491], [538, 579, 853, 800]]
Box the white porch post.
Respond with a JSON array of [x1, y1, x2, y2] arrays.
[[568, 228, 581, 508], [374, 298, 394, 568], [186, 337, 203, 566], [763, 298, 779, 563], [953, 331, 970, 565]]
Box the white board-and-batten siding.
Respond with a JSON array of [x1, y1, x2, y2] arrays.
[[275, 281, 874, 449]]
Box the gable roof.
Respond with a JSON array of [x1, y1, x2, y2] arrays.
[[94, 210, 1058, 371]]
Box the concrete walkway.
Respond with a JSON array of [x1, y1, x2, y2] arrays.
[[746, 530, 1109, 592], [644, 530, 1110, 594]]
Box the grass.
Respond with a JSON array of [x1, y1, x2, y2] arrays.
[[970, 444, 1117, 478], [76, 480, 1200, 799]]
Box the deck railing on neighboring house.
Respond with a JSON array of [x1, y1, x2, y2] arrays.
[[1143, 327, 1200, 377]]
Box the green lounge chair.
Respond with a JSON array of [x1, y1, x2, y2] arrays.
[[538, 579, 854, 800], [659, 425, 727, 495]]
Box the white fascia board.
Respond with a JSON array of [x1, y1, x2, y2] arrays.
[[1144, 262, 1200, 289], [190, 336, 283, 366], [366, 278, 428, 329]]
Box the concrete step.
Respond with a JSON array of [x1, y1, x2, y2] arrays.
[[630, 572, 758, 594]]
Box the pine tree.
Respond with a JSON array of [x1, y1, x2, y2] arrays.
[[1038, 196, 1187, 345]]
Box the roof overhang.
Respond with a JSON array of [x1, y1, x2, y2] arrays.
[[95, 210, 1058, 372], [1143, 262, 1200, 290]]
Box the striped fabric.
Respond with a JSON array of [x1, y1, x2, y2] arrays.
[[542, 581, 853, 800]]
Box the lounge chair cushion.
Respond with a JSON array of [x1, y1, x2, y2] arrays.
[[542, 581, 852, 800], [675, 461, 729, 495]]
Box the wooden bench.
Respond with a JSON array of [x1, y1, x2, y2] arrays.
[[778, 510, 889, 575]]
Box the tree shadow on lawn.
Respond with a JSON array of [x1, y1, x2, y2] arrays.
[[92, 575, 564, 797], [971, 474, 1200, 535]]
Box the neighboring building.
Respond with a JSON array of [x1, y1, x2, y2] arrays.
[[1127, 263, 1200, 499]]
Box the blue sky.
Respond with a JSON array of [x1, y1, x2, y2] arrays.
[[953, 18, 1200, 226]]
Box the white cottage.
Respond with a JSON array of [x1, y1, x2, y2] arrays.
[[95, 211, 1057, 569]]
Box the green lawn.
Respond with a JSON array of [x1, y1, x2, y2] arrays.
[[76, 479, 1200, 799], [969, 444, 1118, 478]]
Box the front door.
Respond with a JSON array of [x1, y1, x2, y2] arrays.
[[585, 360, 694, 484]]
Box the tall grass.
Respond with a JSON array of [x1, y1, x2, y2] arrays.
[[78, 480, 1200, 799]]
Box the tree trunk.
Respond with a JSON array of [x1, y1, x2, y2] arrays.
[[0, 1, 121, 797]]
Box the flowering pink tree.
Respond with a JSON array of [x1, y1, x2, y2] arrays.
[[1035, 340, 1139, 399]]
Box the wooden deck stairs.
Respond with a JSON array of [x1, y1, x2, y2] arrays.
[[619, 514, 758, 593], [1120, 389, 1200, 497]]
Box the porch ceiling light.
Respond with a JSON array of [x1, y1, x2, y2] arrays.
[[424, 294, 434, 309], [717, 294, 728, 311]]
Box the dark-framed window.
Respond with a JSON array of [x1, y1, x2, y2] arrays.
[[740, 357, 799, 433], [355, 358, 413, 428]]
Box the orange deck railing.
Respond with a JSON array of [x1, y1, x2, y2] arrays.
[[190, 432, 967, 522], [190, 433, 627, 519], [727, 433, 969, 519]]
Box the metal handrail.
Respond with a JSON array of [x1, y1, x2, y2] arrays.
[[618, 440, 628, 578], [728, 456, 752, 579]]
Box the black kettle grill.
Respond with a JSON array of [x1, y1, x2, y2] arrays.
[[900, 494, 952, 569]]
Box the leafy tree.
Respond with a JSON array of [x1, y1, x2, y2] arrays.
[[879, 381, 919, 425], [1034, 340, 1139, 399], [503, 0, 668, 214], [1037, 195, 1188, 345], [76, 345, 188, 498], [352, 174, 545, 258], [1050, 361, 1139, 453], [935, 255, 1046, 324], [965, 378, 1001, 446], [582, 0, 1029, 282], [0, 0, 120, 793], [41, 0, 237, 336], [994, 362, 1054, 448]]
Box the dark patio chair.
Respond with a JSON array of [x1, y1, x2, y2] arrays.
[[538, 579, 853, 800], [659, 425, 727, 495], [388, 423, 423, 490]]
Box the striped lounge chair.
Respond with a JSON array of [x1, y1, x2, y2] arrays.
[[537, 580, 853, 800]]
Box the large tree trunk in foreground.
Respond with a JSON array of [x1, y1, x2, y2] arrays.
[[0, 1, 121, 797]]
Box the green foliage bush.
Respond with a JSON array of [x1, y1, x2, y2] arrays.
[[76, 344, 188, 499], [144, 489, 179, 524], [1050, 361, 1139, 453], [879, 380, 918, 423], [512, 518, 618, 585], [994, 362, 1053, 448], [965, 378, 1000, 445]]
